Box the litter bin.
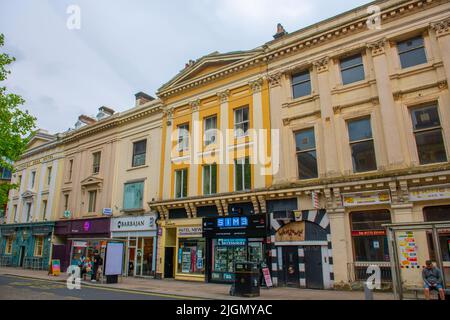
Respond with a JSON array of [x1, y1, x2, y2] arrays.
[[232, 261, 260, 297], [106, 275, 118, 284]]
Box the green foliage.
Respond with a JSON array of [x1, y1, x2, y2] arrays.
[[0, 33, 37, 207]]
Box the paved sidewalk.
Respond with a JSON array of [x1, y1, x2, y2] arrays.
[[0, 267, 394, 300]]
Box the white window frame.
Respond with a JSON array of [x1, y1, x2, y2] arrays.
[[234, 157, 251, 191], [234, 106, 250, 138], [88, 190, 97, 213], [202, 164, 217, 195], [203, 115, 217, 146], [177, 124, 190, 152], [174, 169, 188, 199]]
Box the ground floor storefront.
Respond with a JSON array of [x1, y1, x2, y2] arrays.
[[0, 222, 54, 270], [110, 214, 158, 277], [51, 217, 110, 272]]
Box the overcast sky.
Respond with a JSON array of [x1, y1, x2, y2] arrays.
[[0, 0, 372, 134]]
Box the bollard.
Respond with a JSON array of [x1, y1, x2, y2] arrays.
[[364, 282, 374, 300]]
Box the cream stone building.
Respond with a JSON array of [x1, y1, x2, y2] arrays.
[[265, 0, 450, 289]]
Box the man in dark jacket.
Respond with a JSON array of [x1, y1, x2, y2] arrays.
[[422, 260, 445, 300], [91, 251, 103, 282]]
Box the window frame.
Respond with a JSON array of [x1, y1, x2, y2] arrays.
[[234, 106, 250, 138], [88, 190, 97, 213], [34, 236, 44, 257], [174, 168, 188, 199], [203, 115, 218, 146], [42, 200, 48, 219], [397, 35, 427, 69], [132, 139, 147, 167], [123, 181, 145, 210], [234, 157, 251, 191], [92, 152, 101, 175], [177, 123, 190, 152], [63, 194, 69, 212], [347, 117, 377, 173], [291, 70, 312, 99], [68, 159, 74, 181], [25, 202, 32, 222], [202, 163, 217, 195], [295, 128, 319, 180], [47, 167, 52, 186], [5, 236, 13, 255], [30, 171, 36, 189], [339, 53, 365, 85]]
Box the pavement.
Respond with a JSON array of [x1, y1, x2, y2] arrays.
[[0, 267, 395, 300]]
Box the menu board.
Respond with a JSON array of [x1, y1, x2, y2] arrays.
[[398, 232, 418, 268]]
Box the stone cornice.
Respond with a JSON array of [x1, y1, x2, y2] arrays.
[[430, 16, 450, 37], [367, 38, 387, 56]]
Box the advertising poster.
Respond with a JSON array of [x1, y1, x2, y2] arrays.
[[397, 232, 418, 268]]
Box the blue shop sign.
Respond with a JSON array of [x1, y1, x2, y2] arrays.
[[203, 214, 266, 238]]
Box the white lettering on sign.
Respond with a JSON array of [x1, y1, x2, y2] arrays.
[[111, 215, 156, 232], [178, 226, 202, 237]]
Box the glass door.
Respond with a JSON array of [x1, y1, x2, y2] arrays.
[[127, 237, 137, 277]]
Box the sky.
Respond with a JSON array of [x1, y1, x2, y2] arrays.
[[0, 0, 372, 134]]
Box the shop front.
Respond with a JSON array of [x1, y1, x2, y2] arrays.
[[156, 218, 205, 282], [52, 217, 110, 272], [110, 214, 157, 277], [0, 222, 54, 270], [203, 214, 267, 283]]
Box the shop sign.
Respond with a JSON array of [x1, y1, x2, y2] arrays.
[[351, 230, 386, 236], [178, 226, 203, 237], [342, 190, 391, 207], [111, 215, 156, 232], [409, 185, 450, 202], [203, 214, 266, 238], [217, 238, 246, 246], [275, 222, 305, 242], [63, 210, 71, 218], [73, 241, 87, 248]]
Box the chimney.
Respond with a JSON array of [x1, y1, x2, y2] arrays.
[[273, 23, 288, 39], [78, 115, 96, 125], [96, 106, 115, 120], [135, 92, 155, 107]]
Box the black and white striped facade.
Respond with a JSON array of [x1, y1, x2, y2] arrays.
[[269, 209, 334, 289]]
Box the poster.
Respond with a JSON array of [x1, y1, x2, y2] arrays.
[[105, 242, 124, 276], [51, 259, 61, 276], [181, 251, 191, 273], [262, 267, 273, 287], [397, 232, 418, 268]]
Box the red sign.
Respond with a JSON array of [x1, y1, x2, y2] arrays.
[[351, 230, 386, 237], [262, 267, 273, 287]]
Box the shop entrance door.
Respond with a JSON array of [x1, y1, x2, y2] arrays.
[[282, 246, 300, 287], [304, 246, 324, 289], [164, 247, 174, 278]]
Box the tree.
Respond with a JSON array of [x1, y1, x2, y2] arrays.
[[0, 33, 36, 208]]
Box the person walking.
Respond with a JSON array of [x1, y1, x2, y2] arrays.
[[91, 251, 103, 282]]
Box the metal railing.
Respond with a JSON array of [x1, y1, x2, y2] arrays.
[[348, 262, 393, 283], [0, 255, 13, 267], [23, 257, 45, 270]]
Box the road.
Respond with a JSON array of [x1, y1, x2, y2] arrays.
[[0, 275, 189, 300]]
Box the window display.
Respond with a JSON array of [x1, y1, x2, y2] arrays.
[[177, 239, 205, 275]]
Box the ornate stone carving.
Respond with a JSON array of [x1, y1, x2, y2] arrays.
[[257, 195, 267, 214], [215, 199, 223, 216], [216, 90, 230, 103], [267, 72, 282, 88], [313, 57, 329, 73], [438, 80, 448, 90], [431, 18, 450, 37], [251, 195, 260, 214], [249, 78, 263, 93], [367, 39, 386, 56], [189, 99, 201, 112]]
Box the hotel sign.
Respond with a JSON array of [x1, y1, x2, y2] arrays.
[[178, 226, 203, 237], [409, 184, 450, 202], [342, 190, 391, 207]]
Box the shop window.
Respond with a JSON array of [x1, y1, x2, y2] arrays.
[[34, 236, 44, 257], [204, 115, 217, 146], [234, 106, 249, 138], [351, 210, 391, 262], [203, 164, 217, 195], [174, 168, 188, 199], [92, 152, 101, 174], [88, 190, 97, 213], [397, 36, 427, 69], [295, 128, 318, 179], [5, 236, 13, 254], [340, 54, 365, 85], [132, 140, 147, 167], [348, 117, 377, 173], [410, 104, 447, 165], [47, 167, 52, 185], [177, 123, 189, 152], [177, 239, 205, 275], [123, 181, 144, 210], [234, 157, 251, 191], [292, 70, 311, 99], [424, 206, 450, 262]]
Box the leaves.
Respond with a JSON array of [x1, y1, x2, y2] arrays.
[[0, 33, 37, 206]]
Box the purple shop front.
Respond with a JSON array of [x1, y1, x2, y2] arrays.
[[52, 217, 111, 271]]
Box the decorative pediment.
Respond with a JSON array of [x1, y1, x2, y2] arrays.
[[80, 176, 103, 189], [21, 190, 37, 199], [158, 50, 262, 94], [26, 129, 56, 151]]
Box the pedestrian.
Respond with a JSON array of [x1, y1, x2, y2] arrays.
[[422, 260, 446, 300], [91, 251, 103, 282]]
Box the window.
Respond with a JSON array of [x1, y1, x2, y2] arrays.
[[177, 124, 189, 152], [132, 140, 147, 167], [175, 168, 188, 198], [234, 107, 249, 138], [234, 157, 251, 191], [177, 238, 205, 275], [68, 160, 73, 181], [348, 117, 377, 172], [30, 171, 36, 188], [13, 205, 17, 222], [123, 181, 144, 210], [351, 210, 391, 262], [424, 206, 450, 262], [340, 54, 365, 85], [397, 36, 427, 69], [204, 115, 217, 146], [0, 167, 12, 180], [34, 236, 44, 257], [63, 194, 69, 212], [88, 190, 97, 213], [5, 236, 13, 255], [18, 175, 22, 187], [410, 104, 447, 165], [42, 200, 47, 219], [92, 152, 101, 174], [25, 202, 32, 222], [203, 164, 217, 195], [295, 129, 318, 179], [292, 70, 311, 99], [47, 167, 52, 185]]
